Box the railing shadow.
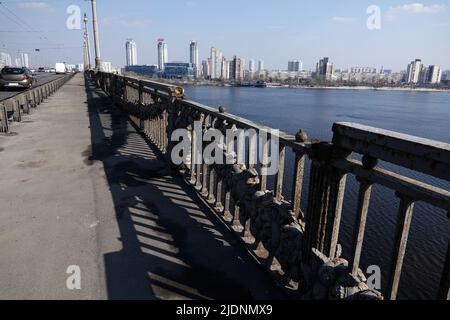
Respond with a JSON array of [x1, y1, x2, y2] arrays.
[[84, 77, 285, 300]]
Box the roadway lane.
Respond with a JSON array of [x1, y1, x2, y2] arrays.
[[0, 73, 65, 101]]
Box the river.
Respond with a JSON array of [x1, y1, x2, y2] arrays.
[[183, 85, 450, 300]]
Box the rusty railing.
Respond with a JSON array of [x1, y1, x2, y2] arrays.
[[94, 71, 450, 300]]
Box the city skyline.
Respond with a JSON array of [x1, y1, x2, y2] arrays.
[[120, 35, 447, 78], [0, 1, 449, 71], [119, 39, 448, 85], [120, 38, 446, 88]]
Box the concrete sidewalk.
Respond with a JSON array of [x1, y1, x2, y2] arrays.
[[0, 73, 284, 300]]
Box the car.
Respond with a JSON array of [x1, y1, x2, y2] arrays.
[[0, 67, 36, 90], [38, 67, 46, 72]]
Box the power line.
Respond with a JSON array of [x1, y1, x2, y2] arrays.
[[0, 7, 29, 31], [0, 31, 40, 33], [0, 1, 36, 32], [0, 1, 52, 45]]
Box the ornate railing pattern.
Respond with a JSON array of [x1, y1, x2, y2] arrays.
[[0, 73, 75, 133], [94, 71, 450, 300]]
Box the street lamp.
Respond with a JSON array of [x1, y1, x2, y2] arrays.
[[83, 13, 92, 70], [89, 0, 101, 71]]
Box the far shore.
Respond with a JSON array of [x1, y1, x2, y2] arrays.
[[274, 85, 450, 92], [161, 80, 450, 93]]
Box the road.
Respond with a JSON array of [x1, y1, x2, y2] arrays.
[[0, 73, 65, 101]]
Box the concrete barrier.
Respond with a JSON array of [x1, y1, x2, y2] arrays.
[[0, 73, 76, 133]]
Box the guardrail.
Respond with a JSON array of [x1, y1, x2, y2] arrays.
[[0, 73, 75, 133], [94, 71, 449, 300]]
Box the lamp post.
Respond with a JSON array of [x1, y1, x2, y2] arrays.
[[90, 0, 101, 71], [83, 13, 92, 70]]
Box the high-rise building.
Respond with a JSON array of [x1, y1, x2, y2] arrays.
[[425, 65, 442, 84], [21, 53, 29, 68], [222, 58, 231, 80], [257, 60, 264, 72], [315, 57, 334, 81], [441, 70, 450, 81], [210, 47, 224, 80], [288, 60, 303, 72], [157, 39, 168, 70], [406, 59, 422, 84], [125, 39, 137, 66], [207, 58, 212, 78], [202, 60, 210, 79], [189, 41, 200, 78], [230, 56, 244, 81], [0, 52, 12, 68], [248, 59, 255, 72]]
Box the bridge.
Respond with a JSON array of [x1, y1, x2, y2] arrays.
[[0, 71, 448, 300]]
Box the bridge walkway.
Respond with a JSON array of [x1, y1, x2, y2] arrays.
[[0, 73, 285, 300]]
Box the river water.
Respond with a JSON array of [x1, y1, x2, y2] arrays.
[[183, 86, 450, 300]]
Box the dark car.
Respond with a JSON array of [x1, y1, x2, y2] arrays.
[[0, 67, 36, 89]]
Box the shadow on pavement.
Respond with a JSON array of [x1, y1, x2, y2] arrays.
[[84, 77, 285, 300]]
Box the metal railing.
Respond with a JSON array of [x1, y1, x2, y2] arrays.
[[95, 71, 450, 300], [0, 73, 75, 132]]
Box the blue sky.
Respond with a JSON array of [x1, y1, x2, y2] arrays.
[[1, 0, 449, 70]]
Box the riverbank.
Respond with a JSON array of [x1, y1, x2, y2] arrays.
[[277, 85, 450, 92], [161, 80, 450, 92]]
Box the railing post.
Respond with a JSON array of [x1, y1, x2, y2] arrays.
[[438, 241, 450, 300], [36, 88, 41, 105], [32, 90, 37, 108], [290, 131, 308, 218], [111, 74, 117, 102], [260, 131, 269, 192], [123, 79, 128, 101], [138, 81, 145, 131], [22, 95, 30, 115], [195, 114, 205, 191], [166, 86, 184, 167], [302, 142, 349, 262], [0, 103, 8, 133], [348, 156, 379, 278], [274, 144, 286, 203], [201, 115, 210, 197], [387, 193, 415, 300], [12, 100, 22, 122]]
